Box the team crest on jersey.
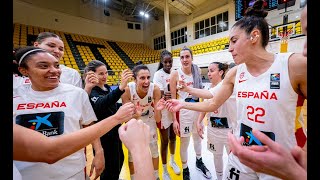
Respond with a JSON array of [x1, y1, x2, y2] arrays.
[[240, 72, 245, 79], [270, 73, 280, 89], [238, 72, 248, 83]]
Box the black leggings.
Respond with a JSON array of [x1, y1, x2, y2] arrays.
[[159, 124, 176, 164], [99, 136, 124, 180]]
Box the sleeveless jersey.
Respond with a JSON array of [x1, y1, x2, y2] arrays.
[[153, 68, 173, 129], [207, 81, 236, 133], [234, 52, 298, 150], [177, 68, 194, 101], [128, 82, 154, 121]]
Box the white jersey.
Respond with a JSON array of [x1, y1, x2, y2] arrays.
[[60, 65, 83, 88], [176, 68, 200, 137], [207, 81, 236, 136], [234, 52, 298, 149], [177, 68, 194, 101], [13, 83, 97, 180], [13, 74, 31, 90], [13, 162, 22, 180], [128, 81, 155, 121], [13, 65, 83, 89], [128, 82, 158, 143], [224, 53, 298, 180], [153, 68, 173, 129]]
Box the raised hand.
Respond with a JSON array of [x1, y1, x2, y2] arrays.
[[119, 119, 150, 152], [155, 97, 166, 111], [85, 71, 99, 89], [119, 69, 133, 91], [133, 102, 142, 119], [177, 80, 188, 91], [165, 99, 183, 112], [114, 102, 136, 123], [228, 130, 307, 180], [291, 145, 307, 170]]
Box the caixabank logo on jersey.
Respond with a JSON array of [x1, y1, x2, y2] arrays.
[[209, 117, 229, 128], [16, 111, 65, 137], [240, 123, 275, 146]]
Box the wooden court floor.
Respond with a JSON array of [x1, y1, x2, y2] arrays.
[[85, 128, 186, 180]]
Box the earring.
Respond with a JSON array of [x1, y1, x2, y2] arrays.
[[250, 37, 254, 41]]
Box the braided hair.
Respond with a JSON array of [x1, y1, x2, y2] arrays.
[[157, 50, 172, 71]]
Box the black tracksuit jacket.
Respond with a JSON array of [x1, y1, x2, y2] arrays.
[[88, 85, 125, 180]]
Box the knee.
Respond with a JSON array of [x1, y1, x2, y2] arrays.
[[169, 134, 176, 143], [213, 152, 223, 158], [150, 142, 159, 158], [161, 136, 169, 147]]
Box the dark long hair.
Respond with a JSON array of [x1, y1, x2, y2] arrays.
[[83, 60, 106, 79], [132, 64, 149, 79], [233, 0, 269, 47], [13, 47, 22, 76], [15, 46, 47, 69], [210, 62, 229, 79]]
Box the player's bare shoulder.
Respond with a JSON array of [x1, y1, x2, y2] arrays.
[[224, 65, 238, 85], [153, 84, 161, 97], [169, 69, 178, 80], [288, 53, 307, 75], [288, 53, 307, 97]]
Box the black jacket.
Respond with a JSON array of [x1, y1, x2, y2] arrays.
[[88, 85, 125, 142], [89, 85, 126, 179]]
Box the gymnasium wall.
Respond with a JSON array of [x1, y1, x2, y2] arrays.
[[13, 0, 306, 80], [13, 0, 144, 43], [146, 1, 232, 50], [146, 35, 305, 81], [148, 0, 304, 51]]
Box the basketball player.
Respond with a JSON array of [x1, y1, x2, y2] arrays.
[[121, 64, 162, 180], [164, 0, 307, 179], [227, 4, 307, 180], [169, 47, 211, 180], [153, 50, 181, 180], [177, 62, 236, 180], [14, 117, 155, 180], [13, 32, 83, 89], [13, 46, 104, 180]]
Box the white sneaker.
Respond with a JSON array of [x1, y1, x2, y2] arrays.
[[170, 161, 181, 175], [162, 171, 171, 180]]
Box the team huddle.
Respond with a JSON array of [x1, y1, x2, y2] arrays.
[[13, 1, 307, 180]]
